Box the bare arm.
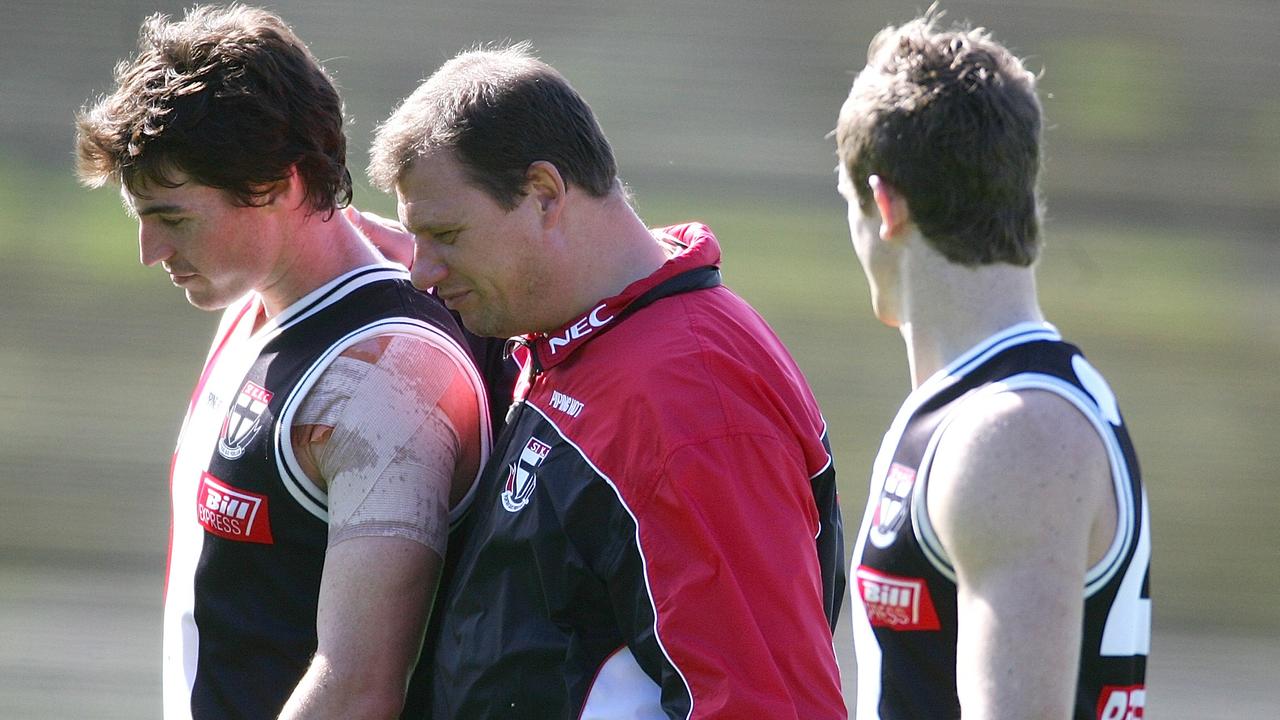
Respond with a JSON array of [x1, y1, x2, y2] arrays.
[[278, 536, 438, 719], [927, 389, 1115, 720], [278, 335, 483, 719]]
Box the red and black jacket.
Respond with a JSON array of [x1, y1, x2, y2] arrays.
[[423, 223, 847, 719]]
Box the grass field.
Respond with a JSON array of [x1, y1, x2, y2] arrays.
[[2, 161, 1279, 715]]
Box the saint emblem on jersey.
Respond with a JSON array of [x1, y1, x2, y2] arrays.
[[502, 436, 551, 512], [217, 380, 274, 460], [869, 462, 917, 548]]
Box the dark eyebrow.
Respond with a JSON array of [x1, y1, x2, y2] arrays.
[[406, 221, 457, 237], [136, 204, 186, 217]]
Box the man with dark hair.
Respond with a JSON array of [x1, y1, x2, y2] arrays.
[[76, 5, 492, 718], [834, 12, 1150, 720], [365, 44, 848, 718]]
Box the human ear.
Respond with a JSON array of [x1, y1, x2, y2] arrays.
[[524, 161, 566, 228], [261, 165, 304, 209], [869, 175, 911, 242]]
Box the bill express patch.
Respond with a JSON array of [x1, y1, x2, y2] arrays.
[[197, 472, 273, 544], [855, 565, 941, 631]]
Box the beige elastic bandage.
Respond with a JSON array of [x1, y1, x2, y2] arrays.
[[294, 334, 462, 556]]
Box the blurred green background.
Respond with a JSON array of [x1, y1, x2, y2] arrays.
[[2, 0, 1277, 716]]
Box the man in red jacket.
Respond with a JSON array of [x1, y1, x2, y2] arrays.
[[362, 43, 848, 719]]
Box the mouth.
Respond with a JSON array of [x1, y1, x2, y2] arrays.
[[166, 270, 198, 286], [437, 288, 471, 309]]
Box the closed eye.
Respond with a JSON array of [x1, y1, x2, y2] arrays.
[[158, 216, 186, 228]]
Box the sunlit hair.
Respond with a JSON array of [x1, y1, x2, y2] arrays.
[[75, 3, 351, 216], [369, 42, 618, 209], [835, 10, 1043, 266]]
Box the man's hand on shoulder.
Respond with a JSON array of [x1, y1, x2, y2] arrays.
[[345, 206, 415, 269]]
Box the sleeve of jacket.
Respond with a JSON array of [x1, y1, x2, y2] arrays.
[[812, 429, 847, 631], [604, 430, 847, 720]]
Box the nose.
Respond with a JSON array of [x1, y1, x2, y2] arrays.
[[409, 239, 448, 291], [138, 224, 174, 267]]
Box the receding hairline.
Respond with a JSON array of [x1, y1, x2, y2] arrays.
[[367, 42, 556, 192]]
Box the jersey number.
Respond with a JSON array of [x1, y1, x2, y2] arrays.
[[1099, 493, 1151, 656]]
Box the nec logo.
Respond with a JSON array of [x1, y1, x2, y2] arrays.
[[196, 472, 273, 544], [1097, 685, 1144, 720], [547, 304, 615, 355], [855, 565, 940, 631]]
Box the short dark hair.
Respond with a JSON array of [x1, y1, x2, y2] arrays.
[[75, 3, 351, 217], [369, 43, 618, 209], [835, 12, 1043, 266]]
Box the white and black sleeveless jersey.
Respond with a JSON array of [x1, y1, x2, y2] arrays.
[[162, 264, 487, 720], [850, 322, 1150, 720]]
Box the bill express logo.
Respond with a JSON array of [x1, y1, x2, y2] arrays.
[[855, 565, 940, 631], [197, 472, 273, 544], [502, 437, 551, 512], [218, 380, 273, 460]]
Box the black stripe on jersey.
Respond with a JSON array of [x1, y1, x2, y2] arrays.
[[947, 325, 1060, 378], [276, 266, 408, 332]]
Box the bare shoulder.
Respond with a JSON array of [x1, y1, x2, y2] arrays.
[[293, 334, 458, 434], [336, 333, 451, 372], [926, 388, 1112, 576], [934, 389, 1108, 481], [292, 333, 479, 471], [326, 334, 478, 408]]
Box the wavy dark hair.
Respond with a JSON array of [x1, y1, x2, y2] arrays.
[[76, 3, 351, 216], [836, 11, 1043, 266]]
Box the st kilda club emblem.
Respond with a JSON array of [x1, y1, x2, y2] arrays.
[[869, 462, 917, 548], [502, 436, 551, 512], [218, 380, 273, 460]]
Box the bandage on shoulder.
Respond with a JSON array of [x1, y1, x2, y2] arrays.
[[294, 335, 464, 556]]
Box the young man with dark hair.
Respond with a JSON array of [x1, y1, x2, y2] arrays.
[[365, 44, 848, 718], [76, 5, 492, 718], [834, 13, 1151, 720]]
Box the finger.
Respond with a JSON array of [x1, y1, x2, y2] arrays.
[[345, 206, 414, 268], [346, 206, 404, 234]]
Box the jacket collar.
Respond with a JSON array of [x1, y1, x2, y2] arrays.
[[518, 222, 722, 373]]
